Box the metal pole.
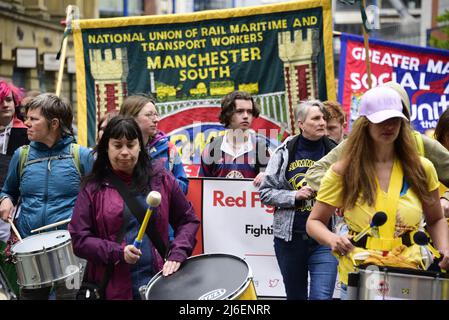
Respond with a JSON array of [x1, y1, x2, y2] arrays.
[[123, 0, 128, 16], [361, 0, 372, 89], [55, 5, 72, 97]]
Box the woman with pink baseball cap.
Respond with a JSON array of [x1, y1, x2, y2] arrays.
[[306, 86, 449, 298]]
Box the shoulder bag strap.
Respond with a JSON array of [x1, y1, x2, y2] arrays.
[[107, 172, 168, 258]]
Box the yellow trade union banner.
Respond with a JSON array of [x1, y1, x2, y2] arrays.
[[72, 0, 335, 163]]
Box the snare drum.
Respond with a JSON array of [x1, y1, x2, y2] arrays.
[[144, 253, 257, 300], [347, 265, 449, 300], [11, 230, 80, 289]]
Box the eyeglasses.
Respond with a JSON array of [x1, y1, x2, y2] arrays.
[[142, 112, 159, 119]]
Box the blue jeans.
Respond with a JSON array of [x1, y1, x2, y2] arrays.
[[274, 234, 338, 300]]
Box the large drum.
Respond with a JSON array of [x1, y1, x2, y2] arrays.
[[11, 230, 80, 289], [346, 265, 449, 300], [144, 253, 257, 300]]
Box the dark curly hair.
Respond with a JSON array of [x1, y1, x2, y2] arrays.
[[219, 91, 260, 128]]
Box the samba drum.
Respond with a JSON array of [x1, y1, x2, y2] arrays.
[[143, 253, 257, 300], [11, 230, 80, 289], [346, 265, 449, 300]]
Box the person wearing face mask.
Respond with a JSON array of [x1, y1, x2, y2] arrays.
[[68, 116, 199, 300], [0, 93, 93, 299], [119, 95, 188, 194], [258, 100, 338, 300], [306, 87, 449, 298]]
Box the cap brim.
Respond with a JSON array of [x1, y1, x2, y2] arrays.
[[366, 110, 408, 124]]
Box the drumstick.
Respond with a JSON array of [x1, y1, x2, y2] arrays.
[[30, 218, 72, 233], [8, 219, 22, 242], [133, 191, 161, 250]]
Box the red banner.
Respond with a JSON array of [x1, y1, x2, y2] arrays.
[[339, 33, 449, 135]]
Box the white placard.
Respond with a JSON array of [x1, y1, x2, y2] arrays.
[[43, 53, 60, 71], [202, 179, 285, 298], [16, 48, 37, 68]]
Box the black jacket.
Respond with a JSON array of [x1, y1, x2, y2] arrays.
[[0, 126, 28, 187]]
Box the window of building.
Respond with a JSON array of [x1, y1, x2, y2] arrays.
[[99, 0, 144, 17], [194, 0, 233, 11], [335, 0, 421, 11], [38, 69, 55, 93], [12, 68, 26, 89]]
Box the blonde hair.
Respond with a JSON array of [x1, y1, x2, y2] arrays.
[[339, 117, 432, 210]]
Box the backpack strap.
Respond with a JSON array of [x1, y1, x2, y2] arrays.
[[19, 145, 30, 178], [71, 143, 82, 176], [19, 143, 82, 178]]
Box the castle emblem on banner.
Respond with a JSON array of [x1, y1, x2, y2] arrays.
[[89, 48, 129, 122], [278, 28, 320, 134]]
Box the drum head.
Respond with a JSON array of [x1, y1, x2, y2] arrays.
[[145, 254, 250, 300], [12, 230, 71, 254]]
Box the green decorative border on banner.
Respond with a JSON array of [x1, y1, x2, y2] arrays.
[[73, 0, 335, 147]]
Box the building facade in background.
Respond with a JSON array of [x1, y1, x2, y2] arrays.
[[0, 0, 99, 117], [1, 0, 447, 122]]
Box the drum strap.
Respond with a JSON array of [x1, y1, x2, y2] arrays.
[[350, 230, 414, 250], [351, 159, 412, 252], [107, 172, 168, 259]]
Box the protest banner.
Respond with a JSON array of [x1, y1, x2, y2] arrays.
[[339, 33, 449, 134], [186, 177, 284, 298], [72, 0, 335, 170]]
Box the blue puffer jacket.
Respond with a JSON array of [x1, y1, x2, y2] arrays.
[[146, 130, 189, 194], [0, 135, 93, 238]]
